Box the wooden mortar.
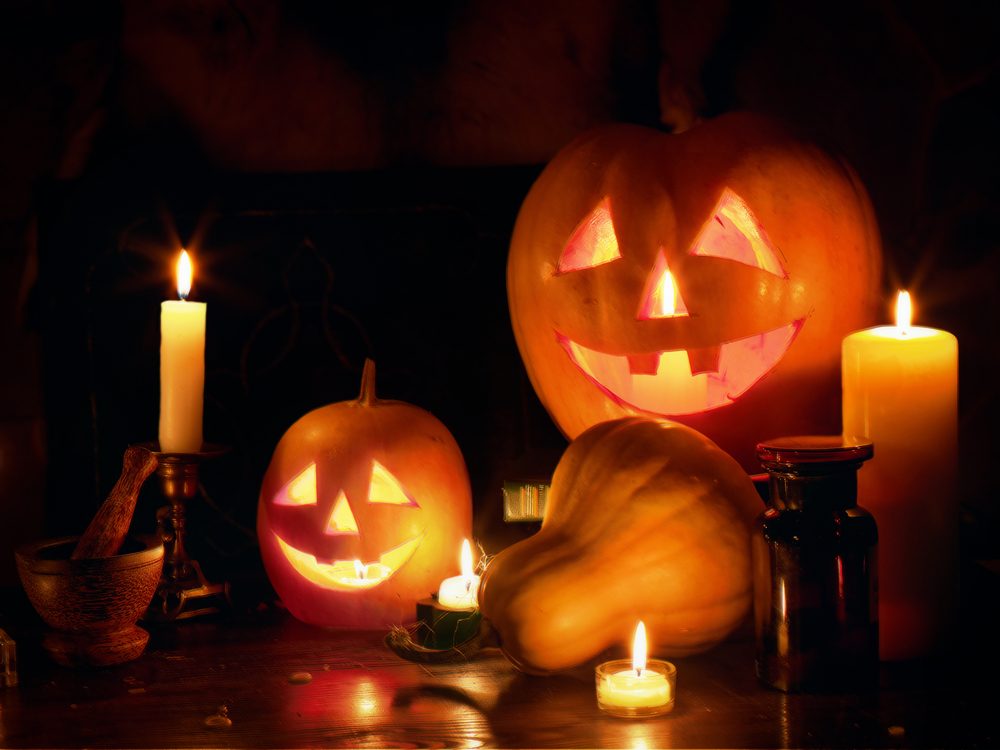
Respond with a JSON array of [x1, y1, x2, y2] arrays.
[[16, 535, 164, 667]]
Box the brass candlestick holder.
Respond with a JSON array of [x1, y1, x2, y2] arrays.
[[140, 443, 231, 621]]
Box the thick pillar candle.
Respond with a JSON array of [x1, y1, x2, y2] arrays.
[[842, 291, 958, 660], [159, 250, 206, 453]]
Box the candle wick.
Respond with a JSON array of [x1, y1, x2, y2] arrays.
[[464, 578, 471, 593], [635, 668, 642, 678]]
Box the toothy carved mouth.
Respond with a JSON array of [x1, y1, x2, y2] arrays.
[[560, 320, 803, 416], [274, 532, 424, 591]]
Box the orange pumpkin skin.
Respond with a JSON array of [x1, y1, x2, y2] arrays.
[[478, 416, 761, 674], [257, 361, 472, 629], [507, 112, 882, 470]]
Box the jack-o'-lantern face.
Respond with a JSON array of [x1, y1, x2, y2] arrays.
[[556, 189, 801, 416], [257, 361, 472, 628], [269, 460, 423, 591], [508, 114, 882, 469]]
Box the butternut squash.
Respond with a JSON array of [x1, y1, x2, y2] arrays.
[[478, 416, 760, 673]]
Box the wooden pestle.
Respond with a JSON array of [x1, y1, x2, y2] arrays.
[[71, 446, 159, 560]]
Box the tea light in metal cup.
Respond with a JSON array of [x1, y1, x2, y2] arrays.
[[596, 622, 676, 718]]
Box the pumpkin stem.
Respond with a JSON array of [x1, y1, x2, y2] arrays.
[[358, 358, 377, 405], [385, 618, 499, 664]]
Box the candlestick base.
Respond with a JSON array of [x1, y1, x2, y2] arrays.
[[138, 443, 233, 621], [146, 557, 231, 622]]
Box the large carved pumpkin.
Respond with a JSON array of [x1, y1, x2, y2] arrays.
[[478, 416, 761, 674], [507, 113, 882, 469], [257, 360, 472, 628]]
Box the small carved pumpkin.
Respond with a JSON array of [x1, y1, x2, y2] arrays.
[[478, 416, 760, 674], [257, 360, 472, 628], [507, 112, 882, 469]]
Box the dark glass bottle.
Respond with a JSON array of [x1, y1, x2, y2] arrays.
[[753, 436, 878, 692]]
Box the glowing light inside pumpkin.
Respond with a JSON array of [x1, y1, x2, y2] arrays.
[[551, 188, 803, 415], [176, 249, 193, 300], [273, 532, 423, 590], [689, 189, 787, 278], [368, 461, 417, 505], [896, 290, 912, 333], [638, 252, 689, 319], [275, 464, 318, 506], [269, 459, 425, 589], [325, 491, 360, 535], [557, 198, 622, 273], [559, 319, 802, 415]]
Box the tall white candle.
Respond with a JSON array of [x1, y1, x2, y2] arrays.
[[842, 291, 958, 660], [159, 250, 206, 453]]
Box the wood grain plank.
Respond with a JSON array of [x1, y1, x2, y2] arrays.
[[1, 606, 998, 748]]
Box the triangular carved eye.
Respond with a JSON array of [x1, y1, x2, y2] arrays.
[[274, 463, 318, 506], [689, 189, 787, 278], [367, 461, 418, 506], [557, 198, 622, 273], [638, 251, 690, 320]]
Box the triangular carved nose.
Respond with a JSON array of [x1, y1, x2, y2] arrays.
[[638, 251, 689, 320], [325, 491, 360, 535]]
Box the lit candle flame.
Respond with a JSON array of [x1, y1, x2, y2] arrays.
[[632, 621, 647, 676], [354, 559, 366, 580], [460, 538, 473, 581], [895, 290, 912, 334], [176, 250, 193, 300], [654, 268, 677, 317]]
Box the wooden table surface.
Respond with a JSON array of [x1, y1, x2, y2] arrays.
[[2, 574, 999, 750]]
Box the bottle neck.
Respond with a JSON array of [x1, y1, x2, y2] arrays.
[[768, 468, 859, 511]]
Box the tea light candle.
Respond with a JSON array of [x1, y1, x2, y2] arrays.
[[343, 559, 391, 588], [596, 622, 676, 718], [437, 539, 480, 610], [159, 250, 206, 453], [842, 290, 958, 660]]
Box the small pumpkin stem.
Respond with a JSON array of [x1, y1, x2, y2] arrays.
[[358, 358, 377, 406], [385, 618, 499, 664]]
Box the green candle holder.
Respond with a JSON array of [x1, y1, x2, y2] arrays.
[[415, 596, 482, 649]]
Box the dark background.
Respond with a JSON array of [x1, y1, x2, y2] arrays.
[[1, 1, 997, 592]]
